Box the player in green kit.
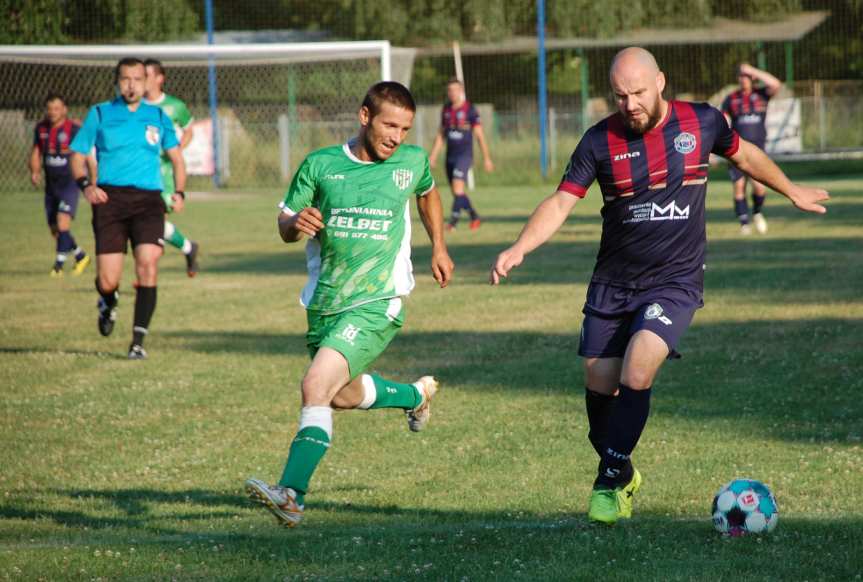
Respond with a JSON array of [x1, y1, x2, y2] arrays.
[[144, 59, 200, 277], [245, 82, 454, 527]]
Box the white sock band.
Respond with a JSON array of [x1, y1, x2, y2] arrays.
[[181, 239, 192, 254], [357, 375, 377, 410], [298, 406, 333, 439], [164, 221, 175, 239]]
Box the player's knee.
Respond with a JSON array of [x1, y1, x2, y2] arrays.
[[620, 369, 654, 390], [301, 373, 330, 406]]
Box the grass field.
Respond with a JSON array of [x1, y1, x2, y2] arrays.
[[1, 172, 862, 581]]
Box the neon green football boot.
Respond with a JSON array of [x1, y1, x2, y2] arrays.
[[616, 468, 642, 519], [588, 488, 620, 524]]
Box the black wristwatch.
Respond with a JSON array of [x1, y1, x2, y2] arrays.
[[175, 190, 186, 199], [76, 177, 91, 190]]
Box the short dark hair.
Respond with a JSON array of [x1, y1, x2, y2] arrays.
[[144, 58, 165, 77], [114, 57, 145, 83], [44, 93, 65, 105], [447, 77, 463, 86], [361, 81, 416, 118]]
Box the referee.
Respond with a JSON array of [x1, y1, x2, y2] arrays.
[[70, 57, 186, 360]]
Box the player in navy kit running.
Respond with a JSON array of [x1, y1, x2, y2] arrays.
[[721, 63, 782, 234], [29, 94, 91, 277], [429, 78, 494, 231], [491, 47, 828, 525]]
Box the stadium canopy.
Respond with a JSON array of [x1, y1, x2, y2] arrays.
[[416, 11, 829, 56]]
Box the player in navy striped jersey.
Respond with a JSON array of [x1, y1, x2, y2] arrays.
[[721, 63, 782, 234], [491, 47, 828, 525]]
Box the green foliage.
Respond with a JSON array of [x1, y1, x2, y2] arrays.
[[715, 0, 801, 20], [0, 0, 66, 43]]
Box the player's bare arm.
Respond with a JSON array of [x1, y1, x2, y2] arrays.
[[473, 125, 494, 172], [166, 146, 187, 212], [739, 63, 782, 95], [490, 190, 579, 285], [428, 130, 444, 169], [180, 126, 194, 150], [416, 186, 454, 287], [70, 152, 108, 204], [728, 139, 829, 213], [29, 145, 41, 186], [278, 207, 325, 243]]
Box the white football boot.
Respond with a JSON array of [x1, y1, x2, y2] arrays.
[[406, 376, 439, 432], [245, 478, 304, 527], [753, 212, 768, 234]]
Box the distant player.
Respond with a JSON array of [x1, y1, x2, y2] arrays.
[[429, 78, 494, 231], [144, 59, 200, 276], [245, 82, 454, 527], [491, 47, 828, 525], [70, 57, 187, 360], [721, 63, 782, 234], [29, 94, 91, 277]]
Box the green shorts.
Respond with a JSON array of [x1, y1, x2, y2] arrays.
[[306, 297, 405, 378], [160, 160, 175, 210]]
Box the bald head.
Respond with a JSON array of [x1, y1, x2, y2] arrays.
[[609, 47, 667, 134]]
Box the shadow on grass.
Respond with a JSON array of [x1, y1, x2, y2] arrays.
[[161, 317, 862, 445], [1, 488, 861, 581], [0, 347, 127, 360]]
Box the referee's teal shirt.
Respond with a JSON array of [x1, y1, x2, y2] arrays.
[[70, 97, 179, 192]]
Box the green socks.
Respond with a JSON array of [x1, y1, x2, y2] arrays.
[[358, 374, 422, 410], [278, 406, 332, 504], [164, 221, 190, 252]]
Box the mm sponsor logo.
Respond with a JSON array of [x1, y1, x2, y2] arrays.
[[392, 168, 414, 191], [613, 151, 641, 162], [650, 201, 690, 221], [674, 132, 697, 154]]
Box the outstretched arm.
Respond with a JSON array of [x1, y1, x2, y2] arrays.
[[728, 139, 829, 213], [416, 186, 454, 288], [490, 190, 579, 285]]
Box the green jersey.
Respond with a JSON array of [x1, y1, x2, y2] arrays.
[[281, 140, 435, 315], [146, 92, 193, 197]]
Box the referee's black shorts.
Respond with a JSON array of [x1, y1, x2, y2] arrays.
[[91, 185, 166, 255]]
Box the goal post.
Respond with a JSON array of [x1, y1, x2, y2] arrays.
[[0, 41, 407, 192]]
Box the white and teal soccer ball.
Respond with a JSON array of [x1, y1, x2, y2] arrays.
[[711, 478, 778, 536]]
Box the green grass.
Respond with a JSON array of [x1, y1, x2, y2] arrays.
[[1, 175, 862, 581]]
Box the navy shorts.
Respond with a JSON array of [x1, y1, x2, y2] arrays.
[[728, 139, 765, 182], [445, 156, 472, 184], [578, 282, 703, 358], [44, 182, 80, 224]]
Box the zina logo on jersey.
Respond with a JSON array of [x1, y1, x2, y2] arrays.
[[392, 169, 413, 191], [674, 132, 697, 154]]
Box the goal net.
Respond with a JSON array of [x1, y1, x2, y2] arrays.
[[0, 41, 416, 192]]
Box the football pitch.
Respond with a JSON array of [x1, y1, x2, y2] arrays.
[[1, 173, 862, 581]]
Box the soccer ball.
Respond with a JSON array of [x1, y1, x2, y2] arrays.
[[711, 478, 778, 536]]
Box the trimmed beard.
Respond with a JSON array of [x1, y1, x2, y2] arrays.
[[624, 99, 663, 134]]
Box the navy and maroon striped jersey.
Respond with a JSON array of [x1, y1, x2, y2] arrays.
[[559, 100, 739, 291], [33, 119, 79, 183], [441, 100, 480, 161], [721, 88, 771, 145]]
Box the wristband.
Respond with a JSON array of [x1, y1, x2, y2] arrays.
[[175, 191, 186, 200], [76, 177, 91, 190]]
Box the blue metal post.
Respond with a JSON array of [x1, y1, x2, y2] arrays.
[[537, 0, 548, 178], [205, 0, 221, 187]]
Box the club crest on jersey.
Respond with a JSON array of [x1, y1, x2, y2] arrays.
[[145, 125, 160, 146], [57, 131, 67, 143], [674, 132, 697, 154], [392, 168, 413, 191]]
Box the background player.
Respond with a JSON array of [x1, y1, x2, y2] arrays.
[[29, 94, 91, 277], [70, 57, 186, 360], [721, 63, 782, 234], [429, 78, 494, 231], [245, 81, 454, 528], [491, 47, 828, 526], [144, 58, 200, 276]]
